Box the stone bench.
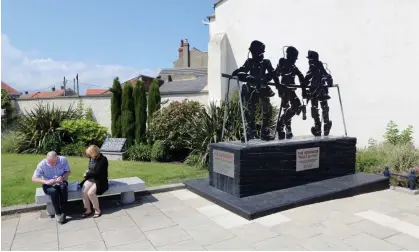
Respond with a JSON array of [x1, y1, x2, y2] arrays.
[[35, 177, 146, 216]]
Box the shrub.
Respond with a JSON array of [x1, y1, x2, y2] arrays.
[[384, 120, 414, 145], [184, 153, 203, 168], [356, 148, 381, 173], [254, 97, 279, 133], [133, 80, 147, 144], [188, 98, 246, 167], [15, 103, 81, 154], [147, 79, 161, 126], [230, 89, 279, 136], [60, 142, 86, 157], [110, 77, 122, 137], [151, 140, 170, 162], [357, 121, 418, 177], [149, 100, 203, 161], [126, 143, 152, 162], [1, 89, 17, 131], [121, 84, 135, 147], [85, 107, 95, 121], [1, 131, 23, 153], [356, 143, 419, 175], [59, 119, 109, 146]]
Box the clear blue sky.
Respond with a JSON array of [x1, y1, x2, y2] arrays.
[[2, 0, 214, 70]]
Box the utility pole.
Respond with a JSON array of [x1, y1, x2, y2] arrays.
[[76, 74, 79, 95], [73, 78, 76, 92], [63, 77, 66, 96]]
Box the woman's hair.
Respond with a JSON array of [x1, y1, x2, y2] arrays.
[[86, 145, 101, 159]]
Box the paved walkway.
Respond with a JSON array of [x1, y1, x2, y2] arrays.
[[2, 189, 419, 251]]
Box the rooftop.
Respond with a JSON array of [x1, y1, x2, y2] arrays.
[[85, 89, 111, 96], [159, 77, 208, 94], [21, 89, 76, 99], [158, 68, 207, 77], [85, 74, 161, 96], [1, 81, 21, 96]]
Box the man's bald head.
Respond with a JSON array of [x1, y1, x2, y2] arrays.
[[46, 151, 58, 166]]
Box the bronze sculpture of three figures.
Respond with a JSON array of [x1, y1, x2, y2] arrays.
[[230, 40, 335, 143]]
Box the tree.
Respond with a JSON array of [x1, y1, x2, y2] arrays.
[[110, 77, 122, 137], [1, 89, 16, 131], [384, 120, 414, 146], [133, 80, 147, 143], [121, 83, 135, 146], [147, 79, 161, 126]]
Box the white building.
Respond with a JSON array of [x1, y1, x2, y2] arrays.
[[207, 0, 419, 147]]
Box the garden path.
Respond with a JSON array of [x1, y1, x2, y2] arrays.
[[2, 189, 419, 251]]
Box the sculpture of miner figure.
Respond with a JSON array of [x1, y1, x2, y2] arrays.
[[304, 50, 334, 136], [275, 46, 307, 140], [232, 40, 279, 142]]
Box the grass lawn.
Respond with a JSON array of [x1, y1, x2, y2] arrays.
[[1, 154, 208, 207]]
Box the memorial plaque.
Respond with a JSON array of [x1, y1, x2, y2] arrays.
[[100, 138, 127, 152], [296, 147, 320, 172], [213, 149, 235, 178]]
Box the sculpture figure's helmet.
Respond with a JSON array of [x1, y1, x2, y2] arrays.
[[307, 50, 319, 61], [249, 40, 265, 54], [286, 46, 299, 57]]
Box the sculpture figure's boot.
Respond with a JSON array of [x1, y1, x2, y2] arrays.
[[276, 118, 286, 140], [323, 121, 332, 136], [285, 124, 293, 139], [311, 123, 322, 137], [277, 127, 286, 140], [321, 101, 332, 136], [260, 128, 275, 141], [311, 106, 322, 137], [241, 130, 255, 143]]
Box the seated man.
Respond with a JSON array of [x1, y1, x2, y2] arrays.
[[32, 151, 71, 224]]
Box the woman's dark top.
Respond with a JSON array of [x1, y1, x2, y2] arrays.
[[85, 154, 108, 195]]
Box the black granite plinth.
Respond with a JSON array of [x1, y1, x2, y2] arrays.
[[185, 172, 389, 220], [210, 135, 357, 197]]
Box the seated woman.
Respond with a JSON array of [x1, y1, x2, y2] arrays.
[[81, 145, 108, 218]]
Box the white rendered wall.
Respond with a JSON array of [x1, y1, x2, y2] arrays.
[[208, 0, 419, 147], [16, 92, 209, 133]]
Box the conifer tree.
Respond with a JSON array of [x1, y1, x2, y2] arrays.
[[133, 80, 147, 143], [147, 79, 161, 126], [110, 77, 122, 137], [121, 84, 135, 146]]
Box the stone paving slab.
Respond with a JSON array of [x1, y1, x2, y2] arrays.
[[2, 189, 419, 251]]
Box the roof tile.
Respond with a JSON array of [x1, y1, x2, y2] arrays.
[[86, 89, 111, 95], [1, 81, 20, 95], [21, 89, 75, 98]]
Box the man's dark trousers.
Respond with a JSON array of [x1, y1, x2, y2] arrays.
[[42, 181, 68, 215]]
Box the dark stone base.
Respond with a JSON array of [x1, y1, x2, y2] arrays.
[[210, 135, 357, 197], [184, 172, 389, 220]]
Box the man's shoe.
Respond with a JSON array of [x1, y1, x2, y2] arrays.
[[55, 214, 65, 224]]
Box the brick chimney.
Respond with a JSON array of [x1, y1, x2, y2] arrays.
[[178, 40, 184, 59], [51, 87, 56, 91], [182, 39, 190, 68]]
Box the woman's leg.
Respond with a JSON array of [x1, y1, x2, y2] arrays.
[[87, 183, 100, 215], [82, 181, 94, 213]]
